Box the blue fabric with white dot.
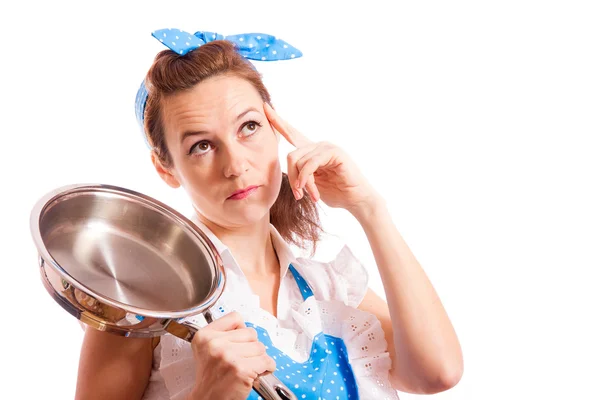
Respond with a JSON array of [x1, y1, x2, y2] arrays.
[[134, 28, 303, 148], [238, 265, 359, 400]]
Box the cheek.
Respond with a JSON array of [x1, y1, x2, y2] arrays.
[[258, 133, 283, 197], [252, 128, 279, 161], [267, 160, 283, 199], [175, 160, 218, 201], [269, 158, 282, 178], [261, 132, 280, 168]]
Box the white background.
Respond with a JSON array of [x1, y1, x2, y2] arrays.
[[2, 1, 599, 399]]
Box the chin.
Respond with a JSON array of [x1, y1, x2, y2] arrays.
[[230, 204, 271, 225]]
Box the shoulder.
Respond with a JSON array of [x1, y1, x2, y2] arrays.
[[292, 244, 369, 308]]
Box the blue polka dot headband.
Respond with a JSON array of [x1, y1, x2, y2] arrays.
[[135, 28, 303, 148]]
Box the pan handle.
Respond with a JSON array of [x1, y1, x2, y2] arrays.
[[164, 313, 298, 400]]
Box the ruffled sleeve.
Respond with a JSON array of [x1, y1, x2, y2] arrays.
[[325, 244, 370, 308], [292, 245, 399, 398], [293, 243, 370, 308]]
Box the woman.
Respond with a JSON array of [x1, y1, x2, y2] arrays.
[[75, 29, 463, 400]]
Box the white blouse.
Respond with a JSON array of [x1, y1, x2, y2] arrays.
[[141, 215, 399, 400]]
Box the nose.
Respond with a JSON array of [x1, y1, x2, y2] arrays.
[[222, 143, 250, 178]]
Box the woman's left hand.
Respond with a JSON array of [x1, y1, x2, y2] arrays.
[[264, 103, 384, 217]]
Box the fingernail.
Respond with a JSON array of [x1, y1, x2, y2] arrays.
[[293, 190, 299, 200]]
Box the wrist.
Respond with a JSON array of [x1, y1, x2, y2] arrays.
[[348, 192, 387, 224]]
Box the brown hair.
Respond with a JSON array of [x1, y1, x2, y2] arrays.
[[142, 40, 322, 255]]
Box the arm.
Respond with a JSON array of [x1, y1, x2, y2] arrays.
[[75, 327, 154, 400], [262, 102, 463, 393], [353, 198, 463, 394]]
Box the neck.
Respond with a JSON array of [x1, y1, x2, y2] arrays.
[[196, 213, 280, 277]]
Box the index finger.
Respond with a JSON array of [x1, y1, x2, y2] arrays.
[[205, 311, 246, 332], [264, 102, 312, 148]]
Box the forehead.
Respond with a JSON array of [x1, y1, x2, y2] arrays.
[[161, 75, 263, 132]]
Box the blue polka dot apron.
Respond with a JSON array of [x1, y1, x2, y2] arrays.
[[246, 265, 359, 400]]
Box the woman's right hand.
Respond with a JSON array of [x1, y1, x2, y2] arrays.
[[186, 312, 276, 400]]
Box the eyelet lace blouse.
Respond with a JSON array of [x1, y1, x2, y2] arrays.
[[141, 216, 399, 400]]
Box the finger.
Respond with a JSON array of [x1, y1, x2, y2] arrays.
[[297, 150, 334, 189], [296, 176, 320, 202], [296, 145, 335, 185], [228, 341, 268, 358], [223, 327, 259, 343], [264, 102, 312, 148], [205, 311, 246, 332], [304, 175, 321, 202], [293, 144, 328, 201], [297, 157, 325, 202], [286, 144, 319, 199], [243, 354, 277, 375]]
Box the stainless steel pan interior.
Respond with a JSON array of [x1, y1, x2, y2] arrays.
[[30, 183, 296, 400]]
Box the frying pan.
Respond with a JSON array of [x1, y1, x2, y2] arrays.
[[30, 183, 296, 400]]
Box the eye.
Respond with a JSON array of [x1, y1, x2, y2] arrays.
[[189, 140, 213, 156], [240, 120, 262, 137]]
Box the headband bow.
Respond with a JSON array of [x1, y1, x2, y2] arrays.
[[135, 28, 303, 148]]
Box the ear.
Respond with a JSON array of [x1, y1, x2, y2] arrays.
[[151, 150, 181, 189]]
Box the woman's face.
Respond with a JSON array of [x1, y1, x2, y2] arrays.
[[155, 74, 281, 228]]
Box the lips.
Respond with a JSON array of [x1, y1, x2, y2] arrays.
[[227, 185, 259, 199]]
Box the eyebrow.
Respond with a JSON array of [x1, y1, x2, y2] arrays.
[[180, 107, 260, 142]]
